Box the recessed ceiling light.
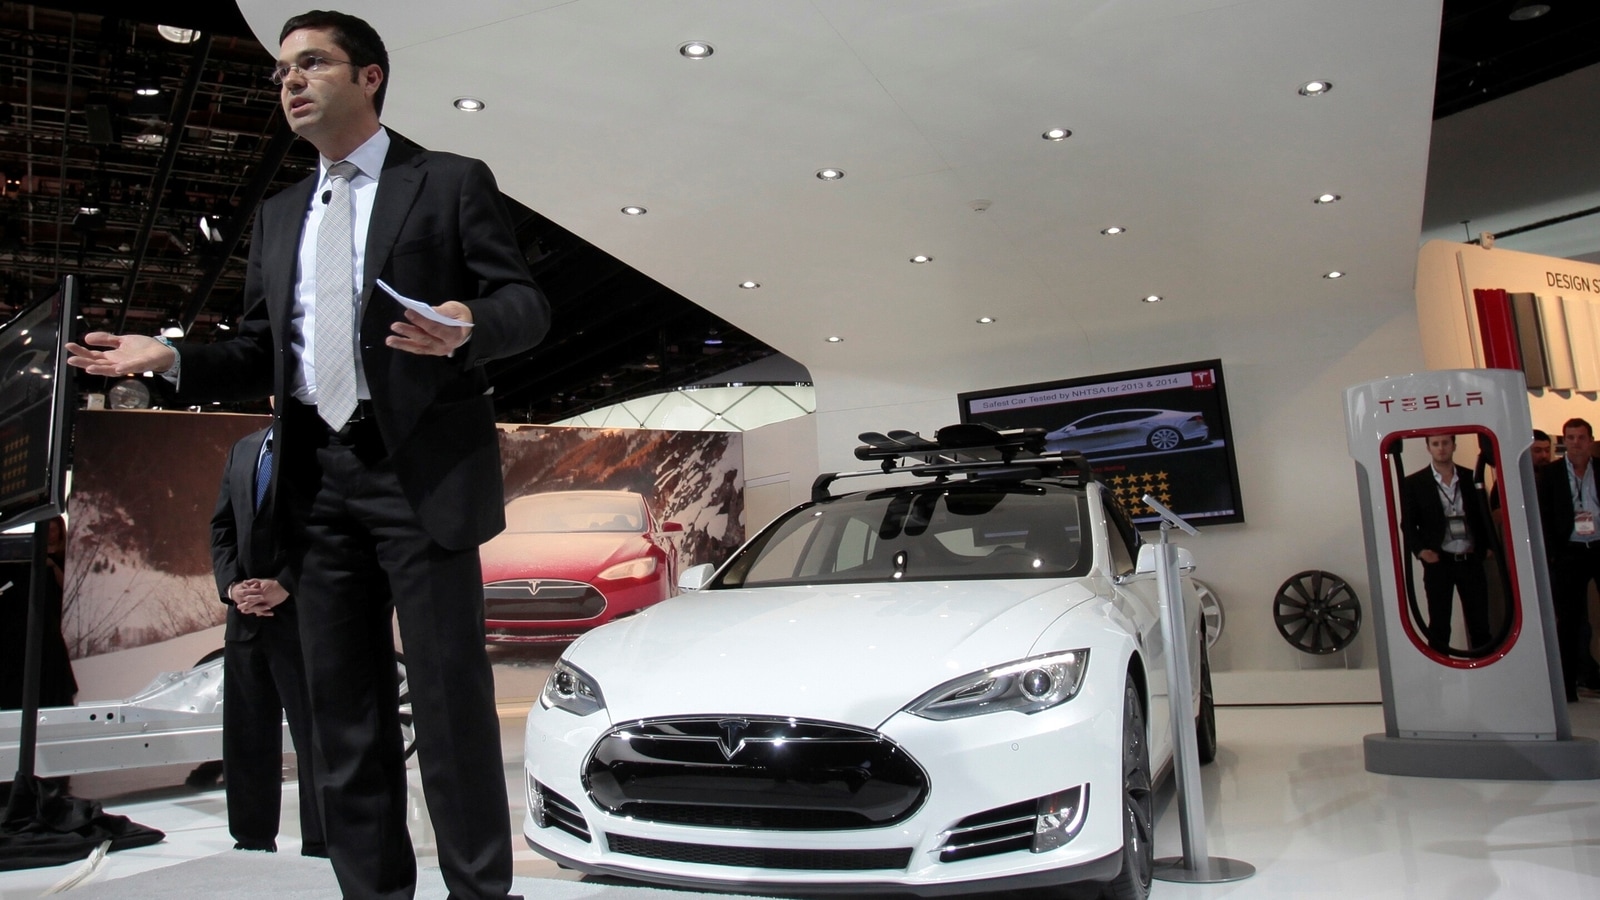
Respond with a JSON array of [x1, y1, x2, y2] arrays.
[[453, 97, 485, 111], [1298, 80, 1333, 97], [679, 41, 714, 59], [1101, 226, 1126, 235], [977, 316, 997, 324], [815, 168, 845, 181], [910, 255, 933, 264], [1324, 270, 1345, 279], [1313, 193, 1341, 204], [621, 206, 647, 216], [826, 336, 844, 343], [157, 25, 201, 44], [739, 281, 760, 290], [1509, 2, 1550, 21], [1041, 128, 1072, 141], [1141, 295, 1163, 303]]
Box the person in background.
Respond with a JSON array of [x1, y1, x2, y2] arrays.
[[1538, 418, 1600, 701], [1401, 433, 1494, 656], [1532, 429, 1554, 467], [211, 426, 324, 857], [64, 10, 546, 898]]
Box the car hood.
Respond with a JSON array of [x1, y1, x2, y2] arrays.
[[564, 579, 1099, 727], [480, 532, 648, 582]]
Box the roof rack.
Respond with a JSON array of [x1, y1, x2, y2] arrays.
[[810, 423, 1096, 502]]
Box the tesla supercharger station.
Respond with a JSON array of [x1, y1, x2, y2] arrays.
[[1346, 369, 1600, 779]]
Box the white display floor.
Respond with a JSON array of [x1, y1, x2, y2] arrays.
[[2, 698, 1598, 899]]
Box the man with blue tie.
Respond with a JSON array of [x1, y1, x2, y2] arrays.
[[211, 425, 324, 856]]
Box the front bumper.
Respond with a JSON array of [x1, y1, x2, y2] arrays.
[[522, 679, 1127, 895]]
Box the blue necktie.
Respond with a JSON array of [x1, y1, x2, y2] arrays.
[[254, 439, 273, 511]]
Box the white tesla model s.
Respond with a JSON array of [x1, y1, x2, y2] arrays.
[[523, 425, 1213, 899]]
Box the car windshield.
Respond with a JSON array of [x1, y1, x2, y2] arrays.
[[504, 493, 646, 533], [717, 484, 1092, 588]]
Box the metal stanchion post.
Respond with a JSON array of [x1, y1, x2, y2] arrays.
[[1143, 494, 1253, 885]]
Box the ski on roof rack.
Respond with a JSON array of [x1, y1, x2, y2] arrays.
[[813, 423, 1095, 501]]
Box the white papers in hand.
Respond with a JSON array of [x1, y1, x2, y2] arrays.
[[375, 279, 474, 328]]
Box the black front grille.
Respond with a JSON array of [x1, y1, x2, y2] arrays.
[[938, 799, 1034, 862], [607, 834, 914, 871], [533, 781, 590, 842], [484, 579, 605, 621], [585, 717, 929, 830]]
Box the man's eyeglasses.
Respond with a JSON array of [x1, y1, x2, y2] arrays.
[[269, 55, 356, 86]]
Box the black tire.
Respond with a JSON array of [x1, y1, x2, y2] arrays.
[[1146, 427, 1182, 452], [1195, 644, 1217, 765], [1101, 678, 1153, 900], [395, 652, 417, 760], [194, 647, 225, 667]]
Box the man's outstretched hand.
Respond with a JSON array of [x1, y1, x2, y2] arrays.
[[65, 332, 175, 377]]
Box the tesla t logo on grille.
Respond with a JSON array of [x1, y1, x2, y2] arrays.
[[716, 718, 750, 760]]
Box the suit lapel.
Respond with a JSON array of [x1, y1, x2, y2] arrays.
[[266, 177, 316, 331], [360, 142, 425, 317]]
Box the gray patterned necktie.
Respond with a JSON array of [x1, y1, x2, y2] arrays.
[[315, 160, 360, 429]]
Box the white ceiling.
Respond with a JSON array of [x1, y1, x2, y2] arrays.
[[237, 0, 1448, 399]]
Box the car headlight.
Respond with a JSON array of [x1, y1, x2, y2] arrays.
[[540, 660, 606, 716], [598, 557, 658, 581], [905, 650, 1089, 720]]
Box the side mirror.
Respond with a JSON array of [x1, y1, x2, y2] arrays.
[[1133, 544, 1197, 576], [661, 521, 685, 533], [678, 562, 716, 592]]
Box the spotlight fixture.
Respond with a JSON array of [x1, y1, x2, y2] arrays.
[[815, 168, 845, 181], [621, 206, 647, 216], [198, 214, 226, 242], [1298, 80, 1332, 97], [1041, 128, 1072, 141], [826, 336, 844, 343], [1313, 193, 1341, 204], [738, 281, 760, 289], [977, 316, 997, 324], [679, 41, 714, 59], [1141, 295, 1163, 303], [1323, 270, 1345, 279], [161, 320, 185, 339], [1509, 1, 1550, 20], [157, 25, 202, 44], [1100, 226, 1126, 235], [453, 97, 485, 112], [909, 254, 933, 264], [133, 63, 161, 97]]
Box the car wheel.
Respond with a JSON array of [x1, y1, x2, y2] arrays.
[[194, 648, 225, 667], [1146, 427, 1182, 452], [1195, 644, 1217, 766], [395, 652, 417, 760], [1101, 678, 1153, 900]]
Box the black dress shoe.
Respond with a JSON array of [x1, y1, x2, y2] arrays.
[[300, 842, 329, 858], [233, 839, 277, 852]]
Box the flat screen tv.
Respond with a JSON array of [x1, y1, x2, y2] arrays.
[[957, 359, 1245, 527], [0, 275, 79, 529]]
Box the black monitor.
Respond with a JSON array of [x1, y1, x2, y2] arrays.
[[957, 359, 1246, 527], [0, 275, 79, 530]]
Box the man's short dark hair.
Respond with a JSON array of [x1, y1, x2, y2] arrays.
[[1534, 429, 1551, 443], [280, 10, 390, 115], [1562, 418, 1594, 439]]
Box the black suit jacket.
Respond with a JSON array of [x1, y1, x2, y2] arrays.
[[176, 137, 550, 550], [1400, 463, 1494, 560], [211, 428, 287, 641], [1535, 457, 1588, 558]]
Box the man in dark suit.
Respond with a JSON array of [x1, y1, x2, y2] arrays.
[[66, 11, 546, 899], [211, 426, 324, 857], [1536, 418, 1600, 703], [1400, 433, 1494, 656]]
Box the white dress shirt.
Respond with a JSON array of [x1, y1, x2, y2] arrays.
[[290, 127, 391, 405]]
